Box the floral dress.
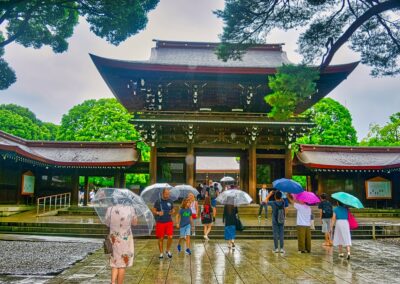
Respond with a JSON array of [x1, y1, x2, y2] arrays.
[[105, 204, 136, 268]]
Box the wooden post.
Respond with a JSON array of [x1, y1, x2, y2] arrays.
[[16, 166, 23, 205], [186, 144, 195, 186], [71, 171, 79, 206], [120, 172, 126, 188], [114, 172, 121, 188], [240, 153, 246, 192], [285, 147, 293, 179], [83, 176, 89, 206], [248, 144, 257, 201], [150, 146, 157, 184]]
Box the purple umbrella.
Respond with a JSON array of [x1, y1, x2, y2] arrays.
[[294, 191, 320, 205]]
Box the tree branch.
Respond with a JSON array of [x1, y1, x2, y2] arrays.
[[376, 15, 400, 52], [320, 0, 400, 71]]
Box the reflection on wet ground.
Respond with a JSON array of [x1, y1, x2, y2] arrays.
[[36, 238, 400, 284]]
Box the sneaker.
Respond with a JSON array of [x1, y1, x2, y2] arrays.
[[273, 249, 279, 253], [185, 248, 191, 255], [159, 253, 164, 259], [192, 231, 196, 236], [298, 251, 306, 254], [232, 243, 236, 249], [280, 249, 285, 254], [346, 253, 351, 260], [258, 215, 261, 219], [177, 244, 181, 252], [203, 235, 209, 240], [166, 251, 172, 259], [338, 253, 344, 258]]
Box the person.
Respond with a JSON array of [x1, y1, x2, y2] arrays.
[[196, 183, 203, 200], [330, 201, 352, 259], [152, 188, 175, 259], [78, 186, 85, 206], [201, 196, 214, 240], [318, 193, 333, 246], [188, 192, 199, 236], [176, 198, 193, 255], [105, 194, 137, 284], [287, 193, 312, 253], [223, 199, 238, 249], [206, 180, 219, 222], [265, 190, 287, 253], [258, 184, 269, 220], [89, 189, 95, 203]]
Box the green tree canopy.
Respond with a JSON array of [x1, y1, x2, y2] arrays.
[[361, 112, 400, 146], [0, 104, 57, 140], [265, 64, 319, 120], [296, 98, 358, 146], [0, 0, 159, 90], [57, 98, 150, 161], [216, 0, 400, 76]]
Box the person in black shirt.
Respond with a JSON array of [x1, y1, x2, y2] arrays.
[[318, 193, 333, 246], [223, 198, 238, 249]]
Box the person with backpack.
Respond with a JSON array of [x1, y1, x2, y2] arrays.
[[265, 190, 287, 253], [201, 196, 214, 240], [318, 193, 333, 246]]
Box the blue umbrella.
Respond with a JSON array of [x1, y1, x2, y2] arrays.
[[272, 178, 304, 194], [331, 192, 364, 209]]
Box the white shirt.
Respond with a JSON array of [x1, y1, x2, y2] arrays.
[[259, 188, 268, 202], [294, 203, 311, 226]]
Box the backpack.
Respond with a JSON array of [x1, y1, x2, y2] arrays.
[[321, 201, 333, 218], [209, 187, 216, 199], [201, 205, 211, 221], [275, 201, 285, 225]]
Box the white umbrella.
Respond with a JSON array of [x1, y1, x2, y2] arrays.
[[140, 183, 177, 203], [173, 184, 199, 199], [92, 188, 155, 236], [220, 176, 235, 182], [216, 189, 252, 206]]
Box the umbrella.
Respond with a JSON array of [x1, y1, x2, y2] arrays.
[[220, 176, 235, 182], [294, 191, 320, 205], [173, 184, 199, 199], [331, 192, 364, 209], [92, 188, 155, 236], [216, 189, 252, 206], [213, 182, 223, 191], [140, 183, 177, 203], [272, 178, 304, 194]]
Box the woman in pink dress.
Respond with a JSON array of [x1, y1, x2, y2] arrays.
[[105, 201, 137, 284]]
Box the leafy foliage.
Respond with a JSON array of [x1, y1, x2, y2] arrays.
[[57, 98, 150, 161], [296, 98, 358, 146], [0, 104, 57, 140], [265, 64, 319, 120], [0, 0, 159, 89], [216, 0, 400, 76], [292, 175, 307, 188], [361, 112, 400, 146]]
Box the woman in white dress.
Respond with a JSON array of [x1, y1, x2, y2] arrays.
[[330, 201, 352, 259]]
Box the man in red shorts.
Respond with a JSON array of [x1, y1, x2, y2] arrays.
[[152, 188, 175, 259]]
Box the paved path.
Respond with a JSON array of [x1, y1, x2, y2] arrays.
[[46, 239, 400, 284]]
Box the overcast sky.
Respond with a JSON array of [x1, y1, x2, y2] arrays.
[[1, 0, 399, 140]]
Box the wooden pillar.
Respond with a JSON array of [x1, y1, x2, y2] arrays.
[[16, 166, 23, 205], [248, 144, 257, 201], [239, 153, 247, 191], [83, 176, 89, 206], [285, 148, 293, 179], [114, 172, 121, 188], [120, 172, 126, 188], [186, 144, 195, 186], [150, 146, 157, 184], [71, 171, 79, 206]]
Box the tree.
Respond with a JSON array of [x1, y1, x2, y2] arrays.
[[0, 0, 159, 89], [215, 0, 400, 76], [296, 98, 358, 146], [266, 64, 319, 120], [0, 104, 57, 140], [57, 98, 150, 161], [361, 112, 400, 146]]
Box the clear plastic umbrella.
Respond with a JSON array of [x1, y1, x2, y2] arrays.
[[140, 183, 178, 204], [173, 184, 199, 199], [220, 176, 235, 182], [92, 188, 155, 236], [216, 189, 252, 206]]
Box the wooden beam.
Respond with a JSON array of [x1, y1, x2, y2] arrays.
[[150, 146, 157, 184], [256, 154, 286, 159], [285, 148, 293, 179], [71, 171, 79, 206], [248, 144, 257, 201], [157, 152, 187, 158]]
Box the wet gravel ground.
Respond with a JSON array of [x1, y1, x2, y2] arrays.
[[379, 237, 400, 246], [0, 240, 101, 275]]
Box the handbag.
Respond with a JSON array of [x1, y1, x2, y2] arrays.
[[348, 210, 358, 230], [235, 214, 244, 231], [103, 230, 112, 254]]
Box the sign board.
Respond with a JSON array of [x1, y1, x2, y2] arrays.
[[21, 171, 35, 195], [365, 177, 392, 199]]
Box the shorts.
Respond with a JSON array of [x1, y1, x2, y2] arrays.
[[179, 224, 191, 238], [321, 218, 331, 233], [211, 198, 217, 207], [155, 222, 173, 238]]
